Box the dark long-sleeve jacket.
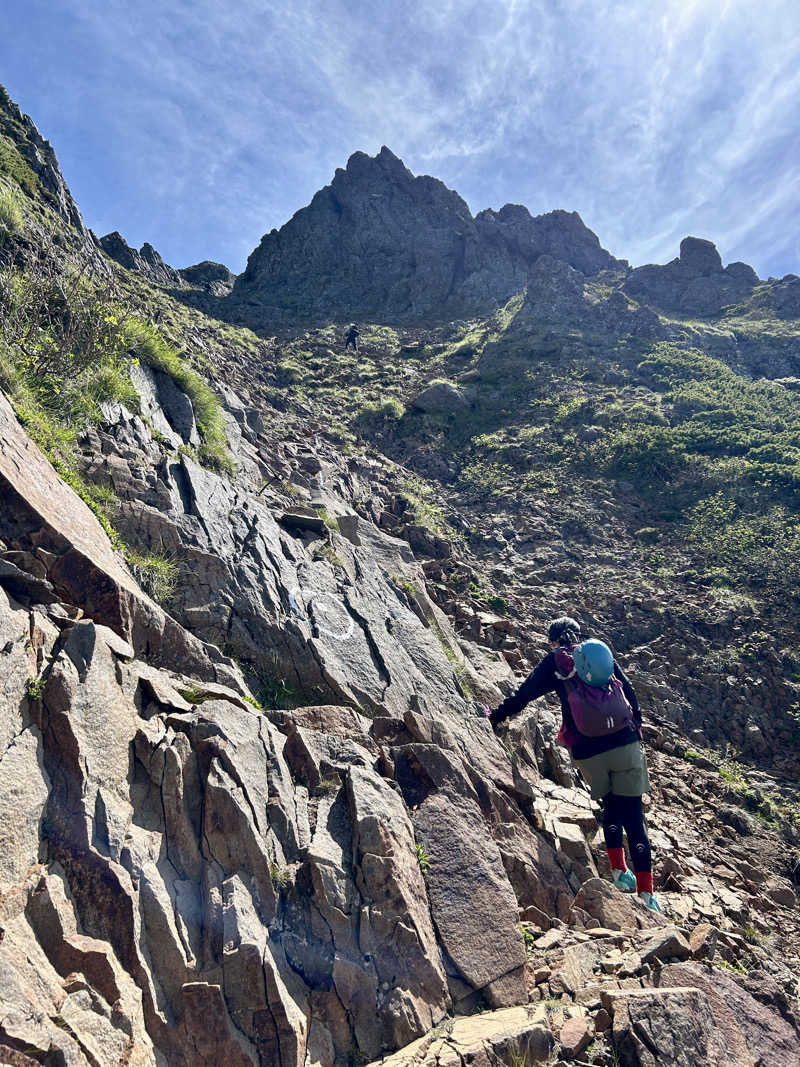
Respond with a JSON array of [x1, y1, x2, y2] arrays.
[[490, 649, 642, 761]]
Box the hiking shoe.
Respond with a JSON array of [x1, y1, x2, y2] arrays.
[[611, 868, 636, 893], [638, 891, 663, 913]]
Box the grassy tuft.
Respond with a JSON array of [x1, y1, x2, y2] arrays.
[[0, 186, 24, 239], [0, 135, 41, 198], [121, 318, 233, 473], [125, 548, 179, 604]]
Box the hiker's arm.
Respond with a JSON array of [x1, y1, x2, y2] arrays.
[[490, 654, 556, 727], [614, 661, 641, 725]]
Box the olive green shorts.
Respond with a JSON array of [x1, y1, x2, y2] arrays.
[[574, 741, 650, 800]]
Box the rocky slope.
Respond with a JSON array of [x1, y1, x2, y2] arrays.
[[1, 86, 799, 1067], [2, 373, 799, 1067]]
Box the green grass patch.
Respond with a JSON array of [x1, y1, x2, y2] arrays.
[[0, 134, 41, 199], [125, 548, 179, 604], [356, 396, 406, 426], [316, 507, 341, 532], [177, 684, 208, 705], [0, 186, 24, 238]]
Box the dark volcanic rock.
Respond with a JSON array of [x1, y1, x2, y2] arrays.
[[764, 273, 800, 319], [624, 235, 760, 315], [99, 231, 185, 288], [227, 146, 624, 328], [180, 260, 236, 295], [474, 202, 624, 277]]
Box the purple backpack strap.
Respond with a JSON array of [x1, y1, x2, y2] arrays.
[[553, 646, 576, 680]]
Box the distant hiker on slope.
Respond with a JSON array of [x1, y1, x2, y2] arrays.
[[488, 615, 662, 912], [344, 323, 360, 352]]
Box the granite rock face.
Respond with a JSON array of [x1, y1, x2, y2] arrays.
[[2, 376, 799, 1063], [227, 146, 624, 327], [0, 392, 239, 689]]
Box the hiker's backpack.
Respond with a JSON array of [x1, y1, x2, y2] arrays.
[[554, 645, 634, 738]]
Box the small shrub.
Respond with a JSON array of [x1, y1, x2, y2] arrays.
[[251, 666, 299, 711], [486, 594, 510, 615], [742, 926, 766, 945], [520, 924, 536, 952], [390, 571, 417, 598], [25, 676, 45, 700], [270, 862, 290, 889], [716, 958, 748, 976]]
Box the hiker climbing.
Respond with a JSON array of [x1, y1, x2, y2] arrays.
[[488, 615, 662, 912], [344, 323, 360, 351]]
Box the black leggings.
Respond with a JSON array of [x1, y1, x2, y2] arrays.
[[601, 793, 652, 873]]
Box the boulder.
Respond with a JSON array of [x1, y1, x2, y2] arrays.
[[346, 766, 450, 1046], [660, 962, 800, 1066], [569, 878, 668, 932], [679, 236, 723, 275], [365, 1005, 556, 1067], [401, 750, 527, 1009], [411, 381, 470, 414], [605, 986, 734, 1066]]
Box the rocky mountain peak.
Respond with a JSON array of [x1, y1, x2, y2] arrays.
[[226, 148, 622, 329], [99, 230, 185, 288], [340, 143, 415, 185]]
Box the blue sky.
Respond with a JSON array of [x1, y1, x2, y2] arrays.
[[2, 0, 798, 278]]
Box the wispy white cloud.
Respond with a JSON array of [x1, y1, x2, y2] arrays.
[[1, 0, 798, 277]]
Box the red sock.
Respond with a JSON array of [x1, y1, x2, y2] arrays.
[[607, 848, 626, 871], [635, 871, 653, 895]]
